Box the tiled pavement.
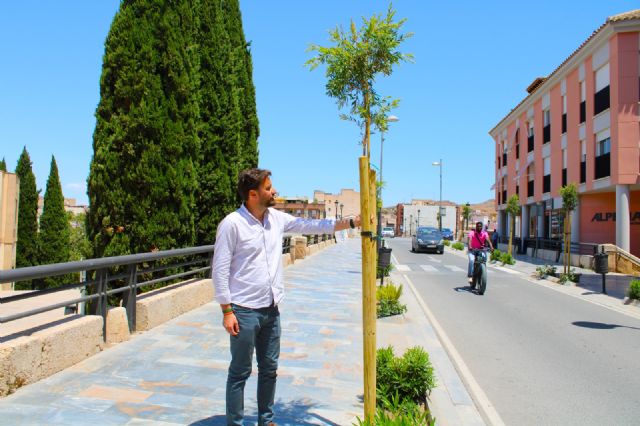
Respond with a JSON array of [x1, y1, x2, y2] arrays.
[[0, 240, 365, 426]]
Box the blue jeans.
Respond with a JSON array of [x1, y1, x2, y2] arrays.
[[226, 304, 281, 426], [467, 251, 475, 277]]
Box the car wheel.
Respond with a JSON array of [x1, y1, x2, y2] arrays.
[[411, 245, 415, 253]]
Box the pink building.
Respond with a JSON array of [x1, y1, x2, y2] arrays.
[[490, 10, 640, 256]]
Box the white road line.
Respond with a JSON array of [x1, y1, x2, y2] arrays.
[[395, 264, 411, 272], [444, 264, 464, 272], [402, 274, 506, 426], [426, 256, 442, 263], [420, 265, 438, 272], [492, 265, 521, 275]]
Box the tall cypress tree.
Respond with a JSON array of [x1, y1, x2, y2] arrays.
[[223, 0, 259, 171], [14, 148, 39, 290], [38, 156, 70, 288], [194, 0, 259, 245], [0, 158, 6, 172], [87, 0, 200, 257]]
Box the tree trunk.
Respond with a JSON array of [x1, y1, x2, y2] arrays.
[[508, 215, 514, 256]]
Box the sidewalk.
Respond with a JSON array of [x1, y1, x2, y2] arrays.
[[445, 244, 640, 321], [0, 237, 488, 425]]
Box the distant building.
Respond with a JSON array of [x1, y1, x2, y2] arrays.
[[273, 196, 326, 219], [313, 189, 359, 220], [0, 171, 19, 290], [490, 9, 640, 256], [37, 197, 88, 220], [397, 202, 457, 236]]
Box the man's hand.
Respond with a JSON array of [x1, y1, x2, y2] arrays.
[[223, 313, 239, 336]]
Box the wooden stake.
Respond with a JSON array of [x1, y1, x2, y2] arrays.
[[359, 157, 376, 421]]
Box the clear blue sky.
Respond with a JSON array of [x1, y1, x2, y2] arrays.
[[1, 1, 637, 206]]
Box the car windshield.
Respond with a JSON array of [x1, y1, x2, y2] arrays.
[[383, 227, 393, 232], [442, 228, 451, 233], [418, 231, 441, 239]]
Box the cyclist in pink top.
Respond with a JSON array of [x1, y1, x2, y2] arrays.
[[467, 221, 494, 283]]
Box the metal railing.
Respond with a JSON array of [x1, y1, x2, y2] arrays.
[[1, 236, 320, 339], [0, 246, 215, 339]]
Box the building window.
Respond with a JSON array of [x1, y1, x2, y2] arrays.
[[515, 128, 520, 159], [561, 96, 567, 134], [516, 185, 519, 196], [543, 110, 551, 144], [580, 140, 586, 183], [594, 64, 610, 116], [527, 165, 534, 198], [543, 157, 551, 193], [594, 136, 611, 179], [562, 149, 567, 186], [503, 152, 507, 167], [527, 124, 534, 152], [579, 81, 586, 123]]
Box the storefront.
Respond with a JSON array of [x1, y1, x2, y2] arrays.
[[580, 191, 640, 256]]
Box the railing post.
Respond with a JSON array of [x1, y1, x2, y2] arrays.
[[124, 264, 138, 333], [205, 251, 213, 279], [94, 268, 109, 341]]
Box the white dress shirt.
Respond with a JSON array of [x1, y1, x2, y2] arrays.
[[212, 205, 336, 309]]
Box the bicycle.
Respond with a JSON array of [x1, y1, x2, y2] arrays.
[[470, 247, 490, 295]]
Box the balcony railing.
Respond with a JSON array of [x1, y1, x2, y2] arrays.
[[528, 135, 534, 152], [543, 175, 551, 193], [543, 124, 551, 144], [594, 153, 610, 179], [527, 180, 534, 198], [594, 86, 610, 116]]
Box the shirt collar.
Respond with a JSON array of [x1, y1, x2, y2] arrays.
[[239, 204, 270, 225]]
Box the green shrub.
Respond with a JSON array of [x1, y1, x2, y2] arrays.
[[535, 264, 557, 279], [628, 280, 640, 300], [500, 252, 515, 265], [354, 393, 435, 425], [451, 242, 464, 251], [490, 249, 502, 262], [443, 239, 450, 246], [377, 263, 394, 278], [377, 282, 407, 318], [558, 268, 578, 284], [376, 346, 436, 407]]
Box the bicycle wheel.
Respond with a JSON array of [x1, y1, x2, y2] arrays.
[[478, 263, 487, 295]]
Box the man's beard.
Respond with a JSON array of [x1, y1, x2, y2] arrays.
[[262, 197, 276, 208]]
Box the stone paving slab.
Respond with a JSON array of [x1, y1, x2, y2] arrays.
[[0, 240, 364, 426]]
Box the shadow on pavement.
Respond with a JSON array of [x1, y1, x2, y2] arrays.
[[572, 321, 640, 331], [189, 399, 342, 426]]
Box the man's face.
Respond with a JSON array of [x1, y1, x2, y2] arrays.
[[255, 176, 277, 208], [476, 223, 483, 232]]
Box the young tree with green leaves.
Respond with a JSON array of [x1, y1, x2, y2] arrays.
[[0, 157, 6, 172], [306, 5, 412, 420], [14, 148, 39, 289], [87, 0, 200, 258], [560, 183, 578, 274], [506, 195, 520, 256], [461, 203, 472, 241], [37, 156, 71, 288]]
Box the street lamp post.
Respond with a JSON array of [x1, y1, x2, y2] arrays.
[[432, 159, 443, 231], [417, 209, 421, 231], [377, 115, 399, 248], [334, 200, 339, 220]]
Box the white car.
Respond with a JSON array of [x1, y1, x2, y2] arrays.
[[381, 227, 395, 238]]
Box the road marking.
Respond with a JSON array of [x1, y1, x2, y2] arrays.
[[419, 264, 438, 272], [492, 265, 521, 275], [402, 274, 506, 426], [395, 264, 411, 272], [444, 264, 464, 272], [426, 256, 442, 263]]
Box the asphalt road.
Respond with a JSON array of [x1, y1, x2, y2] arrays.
[[386, 237, 640, 426]]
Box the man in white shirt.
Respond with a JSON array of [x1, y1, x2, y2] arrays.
[[213, 168, 356, 426]]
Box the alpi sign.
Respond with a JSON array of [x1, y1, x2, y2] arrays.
[[591, 212, 640, 224]]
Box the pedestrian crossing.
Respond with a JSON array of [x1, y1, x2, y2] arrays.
[[393, 262, 518, 275]]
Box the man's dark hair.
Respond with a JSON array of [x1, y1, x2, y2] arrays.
[[238, 168, 271, 202], [476, 221, 483, 228]]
